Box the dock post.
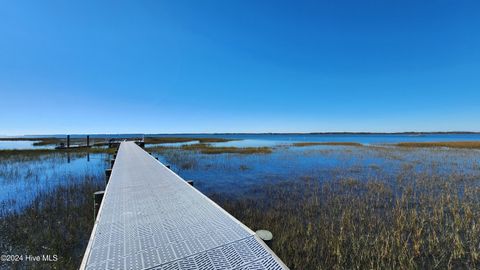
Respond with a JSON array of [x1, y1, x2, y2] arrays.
[[67, 135, 70, 149], [87, 135, 90, 147], [108, 139, 117, 148], [93, 191, 105, 220], [105, 169, 112, 185], [186, 180, 194, 186], [255, 230, 273, 247]]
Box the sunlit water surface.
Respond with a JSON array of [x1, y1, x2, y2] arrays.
[[1, 135, 480, 215]]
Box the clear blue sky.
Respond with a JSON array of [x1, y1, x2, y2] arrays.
[[1, 1, 479, 135]]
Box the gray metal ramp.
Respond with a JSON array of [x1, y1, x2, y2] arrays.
[[80, 141, 288, 270]]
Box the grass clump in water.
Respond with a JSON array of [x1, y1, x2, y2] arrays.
[[181, 144, 272, 154], [144, 137, 234, 144], [396, 141, 480, 149], [293, 142, 363, 147], [0, 147, 115, 158], [147, 143, 272, 155], [0, 137, 110, 147]]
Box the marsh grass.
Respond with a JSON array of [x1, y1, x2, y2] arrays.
[[0, 137, 111, 147], [0, 150, 108, 269], [293, 142, 363, 147], [148, 143, 273, 155], [212, 165, 480, 269], [185, 145, 272, 154], [31, 138, 62, 146], [0, 147, 115, 159], [144, 137, 234, 144], [0, 137, 59, 143], [397, 141, 480, 149], [0, 174, 103, 269]]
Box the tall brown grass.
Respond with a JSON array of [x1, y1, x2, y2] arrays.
[[213, 168, 480, 269], [397, 141, 480, 149]]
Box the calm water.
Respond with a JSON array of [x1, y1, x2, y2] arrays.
[[147, 140, 200, 147], [150, 133, 480, 146], [0, 140, 54, 150], [153, 145, 480, 197], [1, 136, 480, 215], [0, 153, 107, 213], [3, 133, 480, 150]]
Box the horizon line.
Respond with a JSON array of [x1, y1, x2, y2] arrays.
[[2, 131, 480, 137]]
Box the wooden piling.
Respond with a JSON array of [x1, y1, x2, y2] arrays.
[[93, 191, 105, 220], [87, 135, 90, 147], [105, 169, 112, 184], [67, 135, 70, 148]]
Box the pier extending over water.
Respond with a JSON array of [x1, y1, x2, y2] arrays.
[[80, 141, 288, 270]]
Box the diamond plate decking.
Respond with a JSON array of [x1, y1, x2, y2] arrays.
[[80, 141, 288, 270]]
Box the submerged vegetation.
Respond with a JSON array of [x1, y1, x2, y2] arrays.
[[396, 141, 480, 149]]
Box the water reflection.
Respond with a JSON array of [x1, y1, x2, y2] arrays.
[[0, 141, 55, 150], [156, 146, 480, 198], [0, 153, 107, 214]]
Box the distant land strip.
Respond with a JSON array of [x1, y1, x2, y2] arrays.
[[1, 131, 480, 138]]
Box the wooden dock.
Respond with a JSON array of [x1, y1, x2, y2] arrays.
[[80, 141, 288, 269]]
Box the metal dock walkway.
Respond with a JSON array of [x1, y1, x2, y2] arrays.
[[80, 141, 288, 270]]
